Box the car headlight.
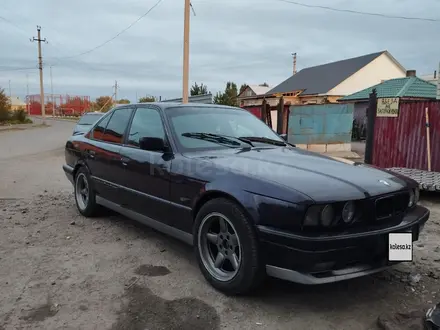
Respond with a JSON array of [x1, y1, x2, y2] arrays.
[[342, 201, 356, 223], [304, 205, 321, 226], [320, 204, 334, 227], [408, 189, 415, 207]]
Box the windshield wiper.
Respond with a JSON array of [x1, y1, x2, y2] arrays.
[[182, 132, 254, 147], [239, 136, 286, 146]]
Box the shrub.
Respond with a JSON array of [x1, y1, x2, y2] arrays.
[[11, 109, 27, 122], [0, 108, 11, 122]]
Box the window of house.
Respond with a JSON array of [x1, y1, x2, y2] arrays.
[[101, 107, 133, 144], [127, 107, 165, 148], [90, 113, 112, 141]]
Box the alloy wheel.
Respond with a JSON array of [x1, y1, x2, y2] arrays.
[[198, 212, 242, 282], [75, 173, 89, 211]]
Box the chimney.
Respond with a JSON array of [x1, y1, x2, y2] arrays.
[[292, 53, 297, 75], [434, 70, 437, 79], [406, 70, 416, 77]]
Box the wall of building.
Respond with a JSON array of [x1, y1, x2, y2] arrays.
[[239, 97, 279, 107], [327, 53, 406, 96], [282, 95, 342, 105]]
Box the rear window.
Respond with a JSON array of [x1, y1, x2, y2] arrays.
[[78, 113, 103, 125]]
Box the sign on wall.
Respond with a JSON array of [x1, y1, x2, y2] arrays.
[[377, 97, 400, 117]]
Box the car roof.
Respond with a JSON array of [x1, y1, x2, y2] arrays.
[[82, 111, 104, 115], [123, 102, 246, 111]]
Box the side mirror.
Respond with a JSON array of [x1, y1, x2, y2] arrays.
[[280, 134, 288, 141], [139, 137, 167, 152]]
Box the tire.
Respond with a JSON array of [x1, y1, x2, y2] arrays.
[[74, 166, 100, 217], [193, 198, 265, 295]]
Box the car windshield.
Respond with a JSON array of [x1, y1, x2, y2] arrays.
[[78, 113, 103, 125], [165, 106, 284, 151]]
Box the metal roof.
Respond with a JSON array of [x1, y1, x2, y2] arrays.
[[267, 51, 386, 96], [247, 85, 271, 96], [339, 76, 438, 101]]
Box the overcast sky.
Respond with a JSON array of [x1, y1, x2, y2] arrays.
[[0, 0, 439, 102]]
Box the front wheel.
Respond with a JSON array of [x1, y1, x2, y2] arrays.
[[194, 198, 265, 295]]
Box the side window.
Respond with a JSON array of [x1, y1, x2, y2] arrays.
[[101, 108, 133, 144], [127, 107, 165, 147], [91, 113, 112, 141]]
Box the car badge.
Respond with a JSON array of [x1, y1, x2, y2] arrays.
[[379, 179, 390, 186]]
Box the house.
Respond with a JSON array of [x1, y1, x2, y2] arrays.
[[339, 70, 438, 139], [8, 96, 26, 111], [237, 84, 281, 131], [237, 84, 274, 107], [266, 50, 407, 105]]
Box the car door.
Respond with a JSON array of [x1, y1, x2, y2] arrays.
[[119, 105, 172, 224], [85, 107, 134, 203]]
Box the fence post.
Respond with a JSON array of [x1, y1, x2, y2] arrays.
[[265, 103, 272, 128], [261, 98, 267, 121], [277, 96, 284, 134], [364, 89, 377, 164]]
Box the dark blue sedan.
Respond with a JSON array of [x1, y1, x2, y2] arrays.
[[62, 103, 429, 295]]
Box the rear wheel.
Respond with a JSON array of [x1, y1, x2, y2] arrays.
[[74, 167, 100, 217], [194, 198, 265, 295]]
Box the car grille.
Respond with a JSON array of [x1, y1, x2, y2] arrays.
[[374, 191, 410, 221]]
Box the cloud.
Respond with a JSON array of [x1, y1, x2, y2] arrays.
[[0, 0, 439, 101]]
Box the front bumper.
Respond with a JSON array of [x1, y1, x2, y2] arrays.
[[63, 164, 74, 184], [258, 205, 430, 285]]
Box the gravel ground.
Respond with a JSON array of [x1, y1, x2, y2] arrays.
[[0, 121, 439, 330]]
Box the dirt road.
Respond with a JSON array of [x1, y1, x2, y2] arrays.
[[0, 121, 439, 330]]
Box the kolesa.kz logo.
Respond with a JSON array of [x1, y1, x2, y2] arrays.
[[388, 233, 413, 262], [389, 243, 412, 250]]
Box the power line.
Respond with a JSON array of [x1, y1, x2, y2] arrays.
[[277, 0, 440, 22], [0, 66, 38, 72], [50, 0, 165, 61], [0, 16, 29, 34]]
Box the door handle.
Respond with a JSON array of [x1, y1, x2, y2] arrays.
[[86, 149, 95, 159], [121, 157, 130, 166]]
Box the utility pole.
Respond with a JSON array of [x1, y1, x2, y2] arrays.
[[113, 80, 118, 103], [8, 80, 11, 100], [50, 65, 54, 116], [26, 74, 29, 114], [31, 26, 47, 124], [364, 89, 378, 164], [292, 53, 297, 75], [182, 0, 191, 103]]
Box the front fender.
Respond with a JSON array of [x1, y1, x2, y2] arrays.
[[193, 178, 306, 230]]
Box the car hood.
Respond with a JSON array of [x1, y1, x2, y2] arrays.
[[184, 146, 413, 201]]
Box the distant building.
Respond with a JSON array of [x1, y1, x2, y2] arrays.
[[237, 84, 276, 107], [8, 96, 26, 111], [266, 50, 407, 105], [340, 70, 438, 138]]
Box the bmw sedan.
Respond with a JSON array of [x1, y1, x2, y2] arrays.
[[62, 103, 429, 295]]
